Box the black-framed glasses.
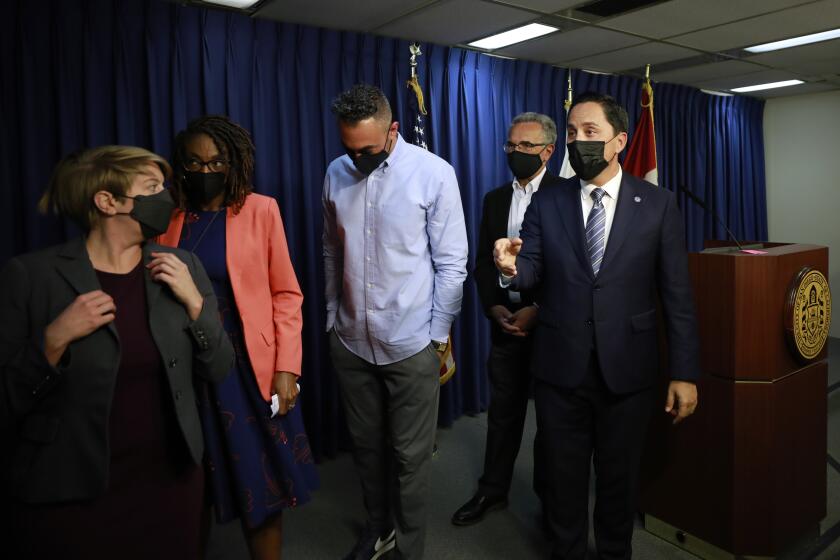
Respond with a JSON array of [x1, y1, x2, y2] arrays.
[[183, 158, 229, 173], [502, 141, 547, 154]]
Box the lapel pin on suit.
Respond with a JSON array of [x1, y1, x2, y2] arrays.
[[634, 196, 642, 203]]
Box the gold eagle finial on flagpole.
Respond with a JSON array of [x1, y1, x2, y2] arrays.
[[642, 64, 653, 109], [407, 43, 428, 116]]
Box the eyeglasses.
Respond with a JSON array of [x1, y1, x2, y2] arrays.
[[503, 141, 547, 154], [183, 158, 229, 173]]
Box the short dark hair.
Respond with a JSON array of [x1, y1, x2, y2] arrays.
[[331, 84, 392, 125], [171, 115, 255, 214], [570, 92, 629, 136]]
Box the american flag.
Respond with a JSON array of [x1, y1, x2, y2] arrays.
[[412, 113, 429, 150], [406, 44, 455, 385]]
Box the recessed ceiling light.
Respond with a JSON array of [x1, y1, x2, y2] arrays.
[[731, 79, 804, 93], [468, 23, 558, 50], [200, 0, 261, 8], [745, 28, 840, 53]]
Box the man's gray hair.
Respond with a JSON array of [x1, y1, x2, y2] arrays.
[[510, 112, 557, 145]]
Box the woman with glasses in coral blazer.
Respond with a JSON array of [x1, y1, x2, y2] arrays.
[[158, 116, 318, 560]]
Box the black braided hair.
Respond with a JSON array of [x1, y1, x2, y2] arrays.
[[171, 115, 255, 213]]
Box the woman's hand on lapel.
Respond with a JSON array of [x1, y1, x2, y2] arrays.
[[147, 252, 204, 320], [44, 290, 115, 365]]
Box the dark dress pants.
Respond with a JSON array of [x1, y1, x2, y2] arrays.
[[478, 334, 544, 499], [535, 353, 655, 560]]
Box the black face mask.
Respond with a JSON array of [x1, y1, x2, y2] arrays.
[[183, 171, 226, 208], [347, 131, 393, 175], [120, 189, 176, 240], [567, 136, 617, 181], [507, 150, 545, 181]]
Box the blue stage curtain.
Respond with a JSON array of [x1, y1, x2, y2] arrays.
[[0, 0, 768, 459]]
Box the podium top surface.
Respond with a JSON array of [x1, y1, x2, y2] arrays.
[[695, 242, 826, 256]]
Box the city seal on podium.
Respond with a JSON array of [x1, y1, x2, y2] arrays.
[[784, 267, 832, 362]]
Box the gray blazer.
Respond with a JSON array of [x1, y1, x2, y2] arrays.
[[0, 238, 233, 503]]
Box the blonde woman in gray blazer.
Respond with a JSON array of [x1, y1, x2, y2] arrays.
[[0, 146, 232, 560]]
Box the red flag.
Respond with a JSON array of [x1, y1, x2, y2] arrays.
[[624, 80, 658, 185]]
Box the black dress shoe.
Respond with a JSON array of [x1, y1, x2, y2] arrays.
[[451, 493, 508, 526]]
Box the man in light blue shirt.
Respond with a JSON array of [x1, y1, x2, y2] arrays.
[[323, 84, 468, 560]]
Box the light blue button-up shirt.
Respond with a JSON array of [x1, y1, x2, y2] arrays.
[[322, 134, 468, 365]]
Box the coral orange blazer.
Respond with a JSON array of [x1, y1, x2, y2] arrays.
[[158, 193, 303, 401]]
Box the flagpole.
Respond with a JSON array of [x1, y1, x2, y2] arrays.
[[559, 68, 575, 178], [565, 68, 573, 112]]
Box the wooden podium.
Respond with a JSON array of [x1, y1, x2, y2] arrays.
[[640, 243, 829, 559]]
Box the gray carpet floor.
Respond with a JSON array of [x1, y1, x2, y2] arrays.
[[207, 337, 840, 559]]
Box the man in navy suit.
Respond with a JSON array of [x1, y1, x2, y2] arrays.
[[494, 92, 700, 559]]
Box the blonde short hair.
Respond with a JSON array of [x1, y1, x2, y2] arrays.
[[39, 145, 172, 232]]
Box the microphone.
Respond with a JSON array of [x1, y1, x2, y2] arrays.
[[679, 186, 744, 251]]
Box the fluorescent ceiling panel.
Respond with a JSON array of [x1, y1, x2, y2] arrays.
[[202, 0, 261, 7], [745, 28, 840, 53], [468, 23, 558, 50], [731, 79, 804, 92], [700, 89, 735, 96], [375, 0, 536, 46]]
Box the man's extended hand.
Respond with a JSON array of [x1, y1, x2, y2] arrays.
[[665, 380, 698, 425], [493, 237, 522, 276]]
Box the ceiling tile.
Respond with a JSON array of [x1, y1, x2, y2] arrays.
[[374, 0, 537, 45], [600, 0, 814, 39], [496, 26, 645, 64], [256, 0, 435, 32], [493, 0, 585, 13], [693, 68, 806, 90], [670, 0, 840, 52], [785, 61, 840, 76], [654, 59, 767, 84], [567, 41, 698, 72]]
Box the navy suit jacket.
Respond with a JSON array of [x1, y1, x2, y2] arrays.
[[510, 172, 700, 394]]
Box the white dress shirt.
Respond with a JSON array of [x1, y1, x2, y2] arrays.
[[507, 167, 547, 303]]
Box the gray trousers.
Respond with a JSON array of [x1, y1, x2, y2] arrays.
[[330, 331, 440, 560]]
